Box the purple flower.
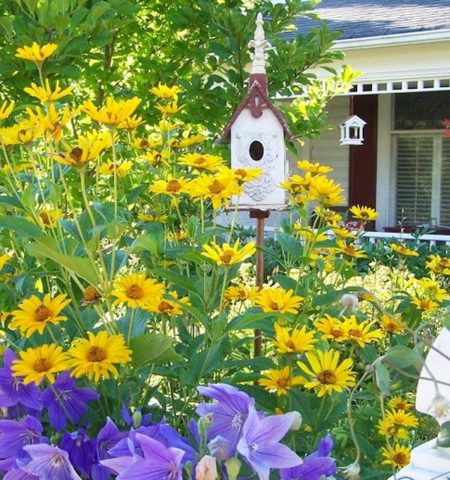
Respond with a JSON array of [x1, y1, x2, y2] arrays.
[[0, 349, 42, 411], [91, 417, 126, 480], [21, 444, 81, 480], [237, 406, 302, 480], [41, 371, 99, 431], [280, 435, 336, 480], [197, 383, 253, 455], [60, 429, 96, 476], [0, 416, 43, 460], [101, 433, 184, 480]]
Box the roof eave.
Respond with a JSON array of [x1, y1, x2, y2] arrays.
[[331, 28, 450, 51]]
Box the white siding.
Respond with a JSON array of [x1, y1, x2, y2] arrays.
[[291, 96, 350, 205]]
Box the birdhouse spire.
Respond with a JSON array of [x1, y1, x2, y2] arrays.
[[248, 13, 271, 91]]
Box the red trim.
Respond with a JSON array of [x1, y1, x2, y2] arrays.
[[348, 95, 378, 208]]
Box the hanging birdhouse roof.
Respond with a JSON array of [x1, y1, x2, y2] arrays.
[[220, 80, 293, 142], [341, 114, 367, 127]]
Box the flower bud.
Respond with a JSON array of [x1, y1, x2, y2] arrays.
[[195, 455, 218, 480], [288, 411, 303, 431], [225, 457, 241, 480], [198, 414, 213, 440], [340, 294, 359, 312], [343, 462, 360, 480], [208, 435, 231, 461], [132, 410, 142, 429]]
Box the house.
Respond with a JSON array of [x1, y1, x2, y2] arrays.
[[287, 0, 450, 232]]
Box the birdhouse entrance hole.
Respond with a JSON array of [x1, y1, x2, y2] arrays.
[[249, 140, 264, 161]]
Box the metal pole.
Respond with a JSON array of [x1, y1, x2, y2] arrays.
[[250, 209, 270, 357]]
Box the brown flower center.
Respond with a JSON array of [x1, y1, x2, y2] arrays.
[[34, 358, 52, 372], [158, 301, 174, 313], [269, 302, 281, 311], [331, 328, 344, 338], [83, 286, 101, 303], [139, 139, 150, 148], [34, 305, 51, 322], [194, 157, 206, 165], [318, 369, 337, 385], [348, 328, 362, 337], [208, 180, 224, 194], [87, 346, 107, 362], [126, 284, 144, 299], [277, 377, 289, 388], [220, 250, 234, 264], [166, 180, 181, 193], [234, 169, 247, 179], [69, 147, 83, 163], [392, 452, 408, 466]]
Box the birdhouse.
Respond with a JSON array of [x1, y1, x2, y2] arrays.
[[221, 13, 292, 210], [340, 115, 366, 146]]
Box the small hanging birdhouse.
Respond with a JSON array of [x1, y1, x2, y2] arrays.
[[221, 13, 292, 210], [340, 115, 366, 146]]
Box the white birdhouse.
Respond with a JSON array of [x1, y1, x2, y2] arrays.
[[340, 115, 366, 146], [221, 13, 292, 210]]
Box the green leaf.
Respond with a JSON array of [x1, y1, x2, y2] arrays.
[[229, 308, 275, 331], [375, 361, 391, 396], [385, 345, 424, 372], [131, 225, 164, 257], [130, 333, 181, 366], [0, 215, 42, 238], [25, 238, 99, 286], [89, 1, 111, 22]]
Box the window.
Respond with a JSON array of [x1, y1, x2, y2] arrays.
[[395, 135, 450, 225], [394, 93, 450, 227]]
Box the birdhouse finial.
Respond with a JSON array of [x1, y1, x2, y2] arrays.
[[249, 13, 271, 75]]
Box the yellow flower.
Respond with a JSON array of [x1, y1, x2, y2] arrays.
[[0, 119, 43, 146], [255, 288, 303, 314], [145, 291, 189, 316], [83, 97, 141, 127], [314, 207, 343, 225], [381, 444, 411, 469], [411, 296, 439, 312], [0, 253, 10, 271], [389, 243, 419, 257], [137, 212, 168, 223], [378, 409, 418, 439], [150, 83, 181, 99], [331, 226, 354, 239], [224, 285, 259, 303], [170, 133, 206, 149], [55, 130, 112, 167], [231, 167, 263, 184], [309, 175, 345, 206], [259, 366, 305, 396], [144, 150, 170, 167], [280, 173, 311, 194], [15, 42, 57, 62], [68, 331, 131, 382], [149, 175, 188, 197], [349, 205, 378, 221], [341, 315, 383, 347], [98, 160, 133, 177], [297, 159, 333, 175], [380, 314, 405, 334], [112, 273, 165, 309], [388, 396, 414, 412], [315, 315, 346, 342], [166, 230, 188, 242], [426, 254, 450, 276], [156, 100, 182, 115], [38, 207, 64, 228], [0, 101, 14, 121], [118, 115, 144, 129], [184, 172, 242, 210], [297, 349, 356, 397], [133, 135, 162, 150], [24, 80, 73, 103], [202, 240, 256, 266], [26, 104, 72, 142], [416, 277, 448, 302], [293, 226, 329, 243], [12, 344, 69, 385], [9, 293, 70, 337], [273, 323, 316, 354], [335, 239, 367, 259], [179, 153, 224, 171]]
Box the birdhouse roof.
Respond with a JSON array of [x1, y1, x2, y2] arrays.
[[341, 115, 367, 127], [220, 80, 294, 142]]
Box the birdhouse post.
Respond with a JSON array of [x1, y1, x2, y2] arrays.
[[221, 13, 292, 356]]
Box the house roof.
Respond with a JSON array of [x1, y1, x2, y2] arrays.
[[288, 0, 450, 41]]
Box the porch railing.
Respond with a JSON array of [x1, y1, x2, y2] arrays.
[[264, 227, 450, 247]]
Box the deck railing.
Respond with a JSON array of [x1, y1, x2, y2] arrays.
[[264, 226, 450, 247]]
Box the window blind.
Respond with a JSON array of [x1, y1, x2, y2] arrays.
[[441, 138, 450, 226], [396, 136, 433, 224]]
